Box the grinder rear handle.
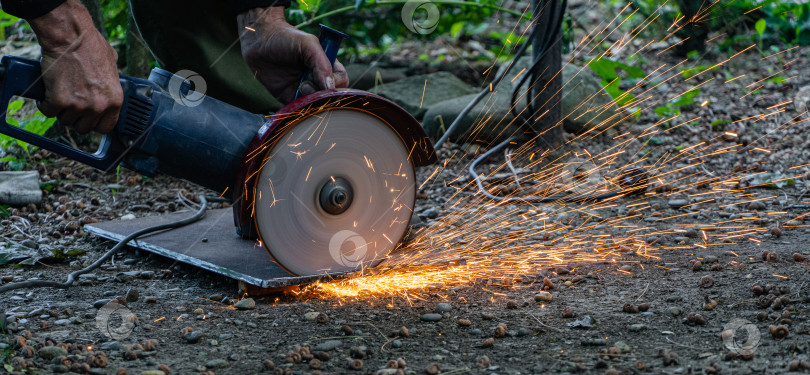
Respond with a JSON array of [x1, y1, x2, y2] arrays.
[[0, 56, 151, 173]]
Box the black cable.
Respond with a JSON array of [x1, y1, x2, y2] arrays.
[[0, 195, 226, 295], [510, 0, 567, 124], [433, 4, 546, 149]]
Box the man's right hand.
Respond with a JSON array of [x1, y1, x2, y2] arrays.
[[28, 0, 122, 134]]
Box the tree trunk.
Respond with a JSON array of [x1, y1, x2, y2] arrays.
[[125, 8, 152, 77], [529, 0, 563, 151]]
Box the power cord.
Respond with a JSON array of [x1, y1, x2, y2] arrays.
[[0, 195, 226, 295]]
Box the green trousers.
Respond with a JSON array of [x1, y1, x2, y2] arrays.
[[128, 0, 283, 113]]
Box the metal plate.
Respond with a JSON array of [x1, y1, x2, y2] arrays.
[[84, 208, 358, 288]]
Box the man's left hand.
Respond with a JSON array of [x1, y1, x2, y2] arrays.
[[237, 6, 349, 104]]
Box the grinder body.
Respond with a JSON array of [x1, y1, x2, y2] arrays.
[[0, 56, 264, 194]]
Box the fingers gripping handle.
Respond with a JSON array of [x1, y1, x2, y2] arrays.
[[0, 56, 124, 172], [293, 25, 348, 100]]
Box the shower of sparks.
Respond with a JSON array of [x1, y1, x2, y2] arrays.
[[261, 0, 806, 300]]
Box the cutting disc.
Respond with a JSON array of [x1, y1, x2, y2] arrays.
[[253, 109, 416, 276]]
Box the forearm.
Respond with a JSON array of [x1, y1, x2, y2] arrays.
[[27, 0, 96, 52], [236, 5, 287, 30]]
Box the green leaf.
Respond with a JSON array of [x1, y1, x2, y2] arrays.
[[672, 88, 700, 107], [5, 364, 15, 372], [755, 18, 767, 37], [450, 22, 464, 39], [0, 253, 9, 266]]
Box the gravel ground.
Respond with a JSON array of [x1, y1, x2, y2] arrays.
[[2, 1, 810, 374]]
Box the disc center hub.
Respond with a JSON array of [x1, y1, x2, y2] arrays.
[[319, 177, 354, 215]]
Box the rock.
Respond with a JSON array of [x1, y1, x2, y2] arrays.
[[668, 199, 689, 208], [126, 288, 140, 303], [183, 331, 202, 343], [391, 339, 402, 348], [420, 313, 443, 322], [534, 291, 553, 302], [0, 171, 42, 205], [422, 208, 440, 220], [793, 85, 810, 113], [38, 345, 68, 359], [100, 341, 121, 351], [139, 271, 155, 279], [313, 340, 342, 352], [567, 315, 594, 329], [374, 72, 477, 119], [115, 271, 139, 283], [629, 324, 647, 332], [54, 319, 70, 326], [140, 371, 166, 375], [345, 63, 407, 90], [422, 60, 628, 143], [747, 201, 766, 211], [234, 298, 255, 310], [120, 213, 136, 220], [669, 307, 682, 316], [435, 303, 452, 313], [614, 341, 631, 353], [205, 359, 229, 369], [421, 90, 522, 142]]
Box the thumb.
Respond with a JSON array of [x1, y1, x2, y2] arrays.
[[303, 35, 335, 90]]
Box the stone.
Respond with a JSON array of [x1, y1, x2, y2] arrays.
[[434, 303, 452, 313], [0, 171, 42, 205], [614, 341, 631, 353], [115, 271, 139, 283], [183, 331, 202, 343], [100, 341, 121, 351], [140, 371, 166, 375], [234, 298, 255, 310], [422, 58, 628, 143], [422, 208, 440, 220], [345, 63, 407, 90], [374, 72, 477, 119], [126, 288, 140, 303], [420, 313, 443, 322], [54, 319, 70, 326], [668, 199, 689, 208], [629, 323, 647, 332], [313, 340, 342, 352], [205, 359, 229, 369], [38, 345, 68, 359]]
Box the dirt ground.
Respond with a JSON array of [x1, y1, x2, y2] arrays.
[[3, 1, 810, 374]]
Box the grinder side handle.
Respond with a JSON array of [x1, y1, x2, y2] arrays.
[[0, 56, 151, 172]]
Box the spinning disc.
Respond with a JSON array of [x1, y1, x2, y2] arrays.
[[253, 109, 416, 275]]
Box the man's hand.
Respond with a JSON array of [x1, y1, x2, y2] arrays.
[[237, 7, 349, 104], [29, 0, 122, 134]]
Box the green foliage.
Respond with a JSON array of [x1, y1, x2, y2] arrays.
[[287, 0, 529, 59], [711, 118, 730, 131], [101, 0, 129, 44], [654, 88, 700, 118], [587, 57, 645, 107], [0, 9, 21, 40], [1, 99, 57, 170]]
